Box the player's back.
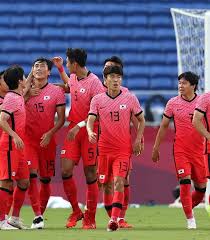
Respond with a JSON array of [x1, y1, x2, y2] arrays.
[[164, 94, 204, 155], [0, 91, 25, 151], [25, 83, 65, 141], [68, 72, 103, 123]]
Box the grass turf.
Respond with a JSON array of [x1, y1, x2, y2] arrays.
[[0, 206, 209, 240]]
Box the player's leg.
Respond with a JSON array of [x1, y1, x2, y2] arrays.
[[81, 129, 98, 229], [103, 181, 113, 218]]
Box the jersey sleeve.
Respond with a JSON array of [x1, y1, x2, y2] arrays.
[[131, 94, 143, 116], [164, 99, 174, 119], [89, 95, 99, 117], [1, 96, 19, 115], [55, 87, 66, 107], [195, 94, 208, 114]]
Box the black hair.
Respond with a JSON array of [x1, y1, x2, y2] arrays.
[[66, 48, 87, 67], [104, 56, 123, 68], [178, 71, 199, 91], [0, 70, 5, 77], [4, 65, 24, 90], [33, 57, 53, 71], [103, 65, 123, 78]]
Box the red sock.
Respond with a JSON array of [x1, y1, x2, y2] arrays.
[[103, 193, 113, 217], [192, 188, 205, 208], [111, 191, 124, 220], [12, 186, 27, 217], [40, 181, 51, 215], [119, 185, 130, 219], [86, 180, 99, 219], [0, 188, 10, 221], [28, 176, 41, 216], [63, 176, 80, 212], [5, 190, 13, 215], [180, 182, 193, 219]]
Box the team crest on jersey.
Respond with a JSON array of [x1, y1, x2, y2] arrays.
[[12, 171, 16, 177], [44, 96, 50, 100], [178, 169, 184, 174], [99, 175, 105, 180], [80, 88, 86, 93], [27, 161, 31, 166], [61, 150, 66, 154], [120, 104, 127, 109]]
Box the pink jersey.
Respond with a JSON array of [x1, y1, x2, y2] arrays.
[[0, 91, 26, 151], [164, 94, 204, 155], [89, 91, 142, 155], [195, 92, 210, 153], [0, 96, 4, 137], [25, 83, 65, 142], [67, 72, 104, 123], [102, 82, 129, 93]]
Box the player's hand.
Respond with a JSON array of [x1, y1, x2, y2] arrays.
[[133, 139, 143, 156], [40, 131, 53, 147], [67, 125, 80, 141], [88, 131, 97, 144], [152, 147, 160, 163], [13, 135, 24, 150], [29, 87, 41, 96], [52, 56, 64, 68]]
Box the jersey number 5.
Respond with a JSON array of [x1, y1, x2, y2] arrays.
[[35, 103, 44, 112]]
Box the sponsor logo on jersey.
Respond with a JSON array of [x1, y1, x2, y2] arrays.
[[120, 104, 127, 109], [44, 96, 50, 100], [80, 88, 86, 93]]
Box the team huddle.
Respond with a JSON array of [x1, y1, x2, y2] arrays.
[[0, 48, 209, 231]]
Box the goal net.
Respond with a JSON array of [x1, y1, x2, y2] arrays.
[[170, 8, 210, 93]]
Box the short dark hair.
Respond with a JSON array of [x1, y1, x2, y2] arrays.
[[4, 65, 24, 90], [66, 48, 87, 67], [0, 70, 5, 77], [178, 71, 199, 91], [33, 57, 53, 70], [104, 56, 123, 68], [103, 65, 123, 78]]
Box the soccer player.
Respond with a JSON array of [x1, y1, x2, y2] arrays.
[[25, 58, 66, 229], [53, 48, 104, 229], [87, 65, 145, 231], [0, 65, 29, 230], [0, 70, 8, 105], [152, 72, 206, 229], [192, 86, 210, 206]]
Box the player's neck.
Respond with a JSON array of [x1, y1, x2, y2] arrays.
[[0, 90, 6, 98], [107, 89, 121, 98], [181, 92, 196, 101], [34, 78, 48, 88], [76, 67, 89, 79], [10, 86, 23, 95]]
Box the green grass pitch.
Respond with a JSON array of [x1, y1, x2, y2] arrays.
[[0, 206, 209, 240]]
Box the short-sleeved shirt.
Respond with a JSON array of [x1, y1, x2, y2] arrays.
[[67, 72, 104, 123], [0, 91, 26, 151], [0, 96, 4, 137], [164, 94, 204, 155], [89, 91, 142, 155], [195, 92, 210, 153], [25, 83, 66, 142]]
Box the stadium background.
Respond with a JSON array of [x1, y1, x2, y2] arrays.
[[0, 0, 209, 204]]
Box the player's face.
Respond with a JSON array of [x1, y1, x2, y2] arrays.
[[0, 75, 8, 93], [106, 73, 122, 91], [178, 78, 195, 96], [66, 57, 77, 74], [33, 61, 50, 80], [19, 75, 26, 89]]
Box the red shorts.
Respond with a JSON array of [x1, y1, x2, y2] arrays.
[[25, 139, 56, 178], [60, 123, 98, 167], [205, 154, 210, 178], [0, 149, 29, 180], [174, 152, 206, 183], [97, 153, 131, 184]]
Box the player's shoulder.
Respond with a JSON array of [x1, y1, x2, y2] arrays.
[[92, 92, 106, 100], [48, 83, 64, 93], [89, 72, 101, 83], [167, 95, 179, 104], [120, 86, 129, 93]]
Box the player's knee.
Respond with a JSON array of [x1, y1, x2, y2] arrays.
[[61, 168, 73, 178], [40, 178, 51, 184], [104, 182, 113, 194], [17, 179, 30, 190], [179, 179, 191, 185], [114, 178, 124, 192], [195, 186, 206, 193], [84, 166, 97, 182]]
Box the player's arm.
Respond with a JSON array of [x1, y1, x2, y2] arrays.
[[132, 112, 145, 156], [53, 83, 70, 93], [0, 111, 24, 149], [67, 118, 87, 141], [40, 105, 65, 147], [131, 115, 145, 151], [152, 116, 170, 163], [192, 110, 210, 139], [86, 114, 97, 143], [52, 56, 70, 84]]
